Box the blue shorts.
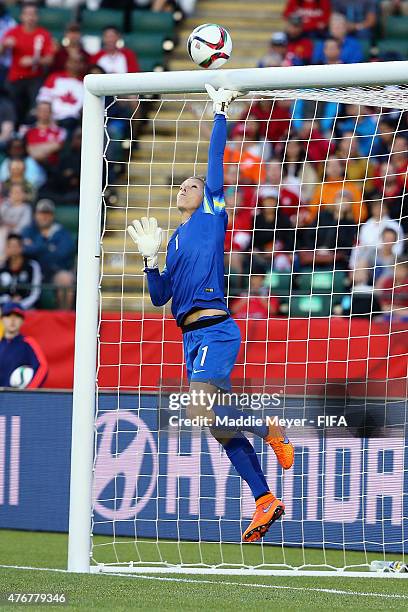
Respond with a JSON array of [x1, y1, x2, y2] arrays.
[[183, 316, 241, 390]]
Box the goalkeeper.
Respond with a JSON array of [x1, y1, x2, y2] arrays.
[[128, 85, 294, 543]]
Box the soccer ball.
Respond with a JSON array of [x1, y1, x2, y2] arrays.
[[9, 366, 34, 388], [187, 24, 232, 69]]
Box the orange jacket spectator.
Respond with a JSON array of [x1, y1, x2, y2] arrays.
[[307, 157, 367, 223], [224, 144, 266, 186]]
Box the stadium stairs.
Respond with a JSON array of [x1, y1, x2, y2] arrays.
[[101, 0, 284, 311]]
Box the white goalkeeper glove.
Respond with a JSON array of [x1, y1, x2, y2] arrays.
[[127, 216, 162, 269], [205, 83, 241, 118]]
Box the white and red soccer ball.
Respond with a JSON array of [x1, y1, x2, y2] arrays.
[[187, 24, 232, 69]]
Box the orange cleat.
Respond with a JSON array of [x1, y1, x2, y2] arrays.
[[242, 494, 285, 543], [264, 426, 294, 470]]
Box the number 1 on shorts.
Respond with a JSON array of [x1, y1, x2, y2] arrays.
[[200, 345, 208, 367]]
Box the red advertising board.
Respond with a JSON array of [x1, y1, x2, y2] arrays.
[[18, 312, 408, 397]]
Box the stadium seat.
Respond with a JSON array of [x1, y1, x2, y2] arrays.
[[131, 10, 174, 36], [38, 8, 74, 32], [123, 33, 166, 57], [298, 270, 347, 295], [39, 284, 57, 310], [80, 9, 124, 35], [384, 15, 408, 39], [359, 39, 372, 61], [8, 6, 75, 31], [55, 205, 79, 241], [138, 55, 164, 72], [377, 38, 408, 58], [6, 5, 20, 21], [264, 271, 291, 295], [289, 294, 332, 317]]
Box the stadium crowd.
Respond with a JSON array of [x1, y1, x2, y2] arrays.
[[0, 0, 406, 323], [226, 0, 408, 322], [0, 0, 155, 309]]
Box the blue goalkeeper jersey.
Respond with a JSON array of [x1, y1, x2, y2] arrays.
[[145, 113, 229, 326]]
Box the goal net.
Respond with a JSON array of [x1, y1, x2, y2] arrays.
[[69, 65, 408, 576]]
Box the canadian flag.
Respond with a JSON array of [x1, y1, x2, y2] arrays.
[[37, 72, 84, 121]]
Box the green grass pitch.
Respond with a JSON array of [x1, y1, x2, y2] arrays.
[[0, 530, 408, 611]]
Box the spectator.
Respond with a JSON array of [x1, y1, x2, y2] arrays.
[[336, 133, 376, 194], [339, 267, 381, 318], [224, 123, 265, 186], [0, 2, 55, 125], [355, 227, 402, 283], [239, 99, 291, 149], [258, 159, 302, 219], [308, 156, 366, 223], [372, 116, 396, 159], [258, 32, 296, 68], [224, 163, 256, 209], [53, 126, 81, 203], [295, 119, 334, 164], [224, 187, 254, 293], [0, 233, 41, 308], [22, 199, 75, 309], [91, 25, 140, 74], [283, 0, 331, 36], [0, 137, 46, 190], [0, 84, 16, 151], [322, 37, 342, 64], [376, 256, 408, 322], [381, 0, 408, 19], [256, 50, 285, 69], [372, 161, 405, 221], [231, 273, 280, 319], [300, 191, 359, 269], [37, 53, 85, 130], [51, 23, 90, 73], [0, 183, 32, 235], [292, 98, 338, 137], [285, 14, 314, 64], [350, 199, 404, 267], [253, 239, 293, 274], [25, 101, 65, 169], [253, 194, 295, 253], [336, 105, 378, 157], [278, 138, 319, 202], [312, 13, 364, 64], [224, 187, 254, 255], [0, 301, 48, 388], [0, 159, 36, 203], [0, 1, 16, 84], [331, 0, 377, 38], [390, 135, 408, 185]]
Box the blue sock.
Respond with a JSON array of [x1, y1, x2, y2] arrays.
[[222, 433, 269, 499], [212, 404, 268, 439]]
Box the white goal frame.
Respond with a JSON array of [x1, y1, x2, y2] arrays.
[[68, 61, 408, 575]]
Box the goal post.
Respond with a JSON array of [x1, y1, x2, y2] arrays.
[[68, 62, 408, 574], [68, 89, 105, 573]]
